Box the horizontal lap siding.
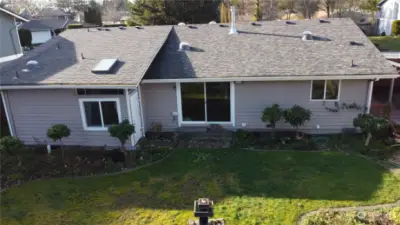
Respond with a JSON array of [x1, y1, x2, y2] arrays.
[[235, 80, 368, 133], [7, 89, 130, 146], [141, 83, 178, 131]]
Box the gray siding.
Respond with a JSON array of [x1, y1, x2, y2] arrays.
[[141, 83, 178, 131], [6, 89, 130, 146], [0, 13, 22, 59], [235, 80, 368, 133]]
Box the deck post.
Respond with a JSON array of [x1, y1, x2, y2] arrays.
[[389, 78, 395, 103]]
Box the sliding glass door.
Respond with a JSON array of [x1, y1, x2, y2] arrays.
[[181, 82, 231, 123]]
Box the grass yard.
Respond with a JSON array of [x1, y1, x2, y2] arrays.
[[369, 36, 400, 51], [1, 149, 400, 225]]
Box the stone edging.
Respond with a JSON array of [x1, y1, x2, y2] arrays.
[[0, 151, 173, 193], [296, 200, 400, 225]]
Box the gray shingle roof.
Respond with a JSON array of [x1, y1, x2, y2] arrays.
[[144, 18, 397, 80], [0, 26, 172, 86]]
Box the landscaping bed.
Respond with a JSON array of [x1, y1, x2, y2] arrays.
[[301, 206, 400, 225], [0, 145, 171, 190]]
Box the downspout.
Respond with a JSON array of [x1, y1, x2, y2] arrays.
[[1, 91, 15, 136], [366, 79, 374, 114]]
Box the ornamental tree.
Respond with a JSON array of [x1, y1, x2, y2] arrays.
[[108, 119, 135, 154], [261, 104, 283, 137], [353, 114, 389, 146], [47, 124, 71, 156], [283, 105, 311, 135]]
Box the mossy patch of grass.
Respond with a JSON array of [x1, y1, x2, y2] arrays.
[[1, 149, 400, 225]]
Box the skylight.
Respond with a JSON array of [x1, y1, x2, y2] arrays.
[[92, 59, 119, 74]]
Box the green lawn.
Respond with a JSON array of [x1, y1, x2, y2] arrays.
[[1, 149, 400, 225], [369, 36, 400, 51]]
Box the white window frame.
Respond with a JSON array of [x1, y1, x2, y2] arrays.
[[79, 98, 122, 131], [310, 80, 341, 101], [176, 82, 235, 127]]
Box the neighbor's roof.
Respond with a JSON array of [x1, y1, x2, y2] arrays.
[[20, 19, 71, 30], [35, 8, 70, 17], [0, 7, 29, 22], [144, 18, 397, 80], [0, 26, 172, 86]]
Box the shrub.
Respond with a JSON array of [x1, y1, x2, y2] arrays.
[[353, 114, 389, 146], [67, 24, 84, 29], [18, 29, 32, 48], [392, 20, 400, 35], [0, 136, 24, 156], [47, 124, 71, 156], [108, 119, 135, 154], [102, 23, 127, 27], [283, 105, 311, 131], [261, 104, 283, 128]]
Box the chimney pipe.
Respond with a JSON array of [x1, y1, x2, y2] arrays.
[[229, 6, 238, 34]]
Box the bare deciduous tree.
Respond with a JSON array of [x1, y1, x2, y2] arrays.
[[102, 0, 125, 23], [9, 0, 50, 15], [295, 0, 319, 19], [278, 0, 295, 19]]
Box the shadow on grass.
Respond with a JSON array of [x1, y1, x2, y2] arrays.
[[3, 149, 397, 214]]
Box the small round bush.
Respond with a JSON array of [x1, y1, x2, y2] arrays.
[[0, 136, 24, 156], [283, 105, 312, 129], [47, 124, 71, 144]]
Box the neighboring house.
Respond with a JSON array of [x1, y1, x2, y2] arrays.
[[377, 0, 400, 35], [32, 8, 72, 21], [0, 14, 398, 148], [0, 7, 29, 63], [20, 19, 72, 45]]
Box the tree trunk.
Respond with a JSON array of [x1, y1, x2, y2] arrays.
[[60, 139, 64, 158], [365, 132, 372, 146]]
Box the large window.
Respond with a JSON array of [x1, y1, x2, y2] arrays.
[[180, 82, 231, 123], [79, 98, 121, 130], [311, 80, 340, 101]]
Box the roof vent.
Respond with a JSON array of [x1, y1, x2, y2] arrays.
[[209, 21, 217, 25], [135, 26, 143, 29], [97, 27, 103, 31], [118, 26, 126, 30], [26, 60, 38, 66], [349, 41, 364, 46], [286, 21, 296, 25], [319, 19, 330, 23], [229, 6, 238, 34], [302, 31, 313, 41], [92, 59, 119, 74], [104, 28, 111, 31], [178, 22, 186, 26], [251, 22, 261, 26], [188, 25, 197, 29], [219, 24, 229, 27], [179, 42, 191, 51]]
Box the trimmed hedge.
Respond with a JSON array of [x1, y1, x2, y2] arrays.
[[102, 23, 127, 27], [392, 20, 400, 35], [67, 24, 84, 29]]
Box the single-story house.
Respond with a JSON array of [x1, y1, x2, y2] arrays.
[[0, 7, 29, 63], [377, 0, 400, 35], [20, 19, 72, 45], [0, 10, 398, 148]]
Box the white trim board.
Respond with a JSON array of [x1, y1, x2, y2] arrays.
[[0, 53, 23, 63], [1, 91, 14, 136], [0, 7, 29, 22], [78, 98, 122, 131], [0, 85, 136, 90], [176, 81, 235, 126], [142, 74, 400, 83]]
